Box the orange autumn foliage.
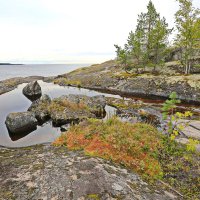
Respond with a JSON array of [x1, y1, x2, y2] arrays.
[[53, 117, 163, 179]]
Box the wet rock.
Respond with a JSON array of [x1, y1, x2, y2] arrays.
[[116, 105, 162, 126], [89, 95, 107, 117], [5, 112, 38, 135], [51, 112, 83, 127], [22, 81, 42, 101], [28, 94, 51, 124]]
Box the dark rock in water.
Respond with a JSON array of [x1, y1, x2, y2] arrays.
[[5, 112, 38, 136], [60, 124, 70, 132], [22, 81, 42, 101], [28, 94, 51, 124]]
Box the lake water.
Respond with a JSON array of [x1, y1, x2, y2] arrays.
[[0, 81, 118, 148], [0, 63, 118, 148], [0, 64, 89, 81]]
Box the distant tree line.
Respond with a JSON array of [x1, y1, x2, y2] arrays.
[[115, 0, 200, 74]]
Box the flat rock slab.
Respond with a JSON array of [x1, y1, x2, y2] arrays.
[[189, 121, 200, 130], [0, 145, 178, 200], [182, 126, 200, 140], [178, 120, 200, 140]]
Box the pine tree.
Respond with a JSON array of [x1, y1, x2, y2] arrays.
[[145, 0, 160, 61], [126, 29, 144, 72], [114, 0, 172, 72], [150, 17, 172, 70], [114, 44, 129, 71], [175, 0, 200, 74]]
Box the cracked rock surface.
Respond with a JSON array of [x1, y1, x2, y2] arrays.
[[0, 145, 178, 200]]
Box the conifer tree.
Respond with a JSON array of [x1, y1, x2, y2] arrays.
[[114, 44, 129, 71], [114, 0, 172, 72], [175, 0, 200, 74], [145, 0, 160, 61], [150, 17, 172, 70]]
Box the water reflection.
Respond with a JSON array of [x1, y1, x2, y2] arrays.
[[8, 127, 36, 141], [0, 81, 120, 147]]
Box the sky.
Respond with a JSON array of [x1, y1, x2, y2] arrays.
[[0, 0, 199, 64]]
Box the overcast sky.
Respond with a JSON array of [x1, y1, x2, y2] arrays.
[[0, 0, 199, 64]]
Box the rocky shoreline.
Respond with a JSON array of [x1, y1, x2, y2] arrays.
[[0, 62, 200, 199], [1, 60, 200, 104], [52, 60, 200, 105]]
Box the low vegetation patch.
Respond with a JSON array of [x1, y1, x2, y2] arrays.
[[54, 77, 81, 87], [160, 137, 200, 199], [54, 117, 163, 180], [49, 99, 88, 112], [112, 72, 139, 79], [4, 80, 18, 87]]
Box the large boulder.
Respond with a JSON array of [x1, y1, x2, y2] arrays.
[[5, 112, 38, 135], [22, 81, 42, 101], [28, 94, 51, 124]]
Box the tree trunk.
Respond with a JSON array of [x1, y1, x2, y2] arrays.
[[188, 62, 191, 74]]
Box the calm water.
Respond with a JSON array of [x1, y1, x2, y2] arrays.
[[0, 64, 89, 81], [0, 81, 118, 148]]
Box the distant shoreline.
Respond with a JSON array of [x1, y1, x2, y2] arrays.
[[0, 63, 23, 65]]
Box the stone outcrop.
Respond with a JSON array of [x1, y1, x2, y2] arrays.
[[65, 94, 106, 117], [0, 145, 179, 200], [56, 60, 200, 104], [26, 94, 107, 127], [5, 112, 38, 135], [49, 94, 106, 126]]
